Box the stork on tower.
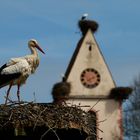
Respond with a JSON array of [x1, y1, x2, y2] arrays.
[[81, 13, 88, 20], [0, 39, 45, 104]]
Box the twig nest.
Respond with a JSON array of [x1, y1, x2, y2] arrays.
[[0, 103, 97, 138], [78, 20, 99, 36], [109, 87, 133, 100], [51, 82, 71, 102]]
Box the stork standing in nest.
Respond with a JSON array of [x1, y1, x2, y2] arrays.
[[0, 39, 45, 104]]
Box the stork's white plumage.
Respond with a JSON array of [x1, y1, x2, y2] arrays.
[[0, 39, 45, 104], [81, 13, 88, 20]]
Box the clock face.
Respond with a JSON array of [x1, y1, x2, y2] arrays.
[[80, 68, 101, 88]]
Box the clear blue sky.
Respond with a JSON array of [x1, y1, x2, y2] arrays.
[[0, 0, 140, 103]]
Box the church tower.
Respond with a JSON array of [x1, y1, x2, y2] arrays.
[[52, 18, 132, 139], [64, 19, 123, 140]]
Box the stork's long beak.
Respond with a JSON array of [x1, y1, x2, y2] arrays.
[[35, 44, 45, 54]]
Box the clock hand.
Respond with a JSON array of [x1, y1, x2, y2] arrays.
[[87, 76, 95, 82]]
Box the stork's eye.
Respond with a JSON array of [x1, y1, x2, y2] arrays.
[[29, 39, 37, 46], [32, 41, 36, 44]]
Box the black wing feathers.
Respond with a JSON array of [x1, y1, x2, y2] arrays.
[[0, 63, 21, 88], [0, 64, 7, 73]]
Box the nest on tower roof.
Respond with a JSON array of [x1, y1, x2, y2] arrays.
[[78, 20, 99, 36], [109, 87, 133, 100], [0, 102, 97, 139], [51, 82, 71, 103]]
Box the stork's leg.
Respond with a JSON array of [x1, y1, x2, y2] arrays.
[[5, 83, 13, 104], [17, 84, 21, 102]]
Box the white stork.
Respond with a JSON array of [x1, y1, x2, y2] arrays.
[[81, 13, 88, 20], [0, 39, 45, 104]]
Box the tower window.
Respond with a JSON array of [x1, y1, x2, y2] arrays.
[[89, 45, 92, 51]]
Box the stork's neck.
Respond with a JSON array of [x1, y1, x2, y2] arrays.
[[29, 46, 38, 57]]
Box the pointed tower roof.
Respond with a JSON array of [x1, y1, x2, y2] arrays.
[[65, 20, 98, 79]]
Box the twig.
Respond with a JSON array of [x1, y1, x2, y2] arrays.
[[97, 119, 107, 124], [9, 112, 13, 121], [88, 99, 101, 112], [40, 126, 60, 140], [33, 106, 49, 130]]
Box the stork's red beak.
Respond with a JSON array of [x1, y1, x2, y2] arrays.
[[35, 44, 45, 54]]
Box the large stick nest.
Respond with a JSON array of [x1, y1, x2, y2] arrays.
[[78, 20, 99, 36], [109, 87, 133, 100], [0, 102, 96, 136], [51, 82, 71, 103]]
